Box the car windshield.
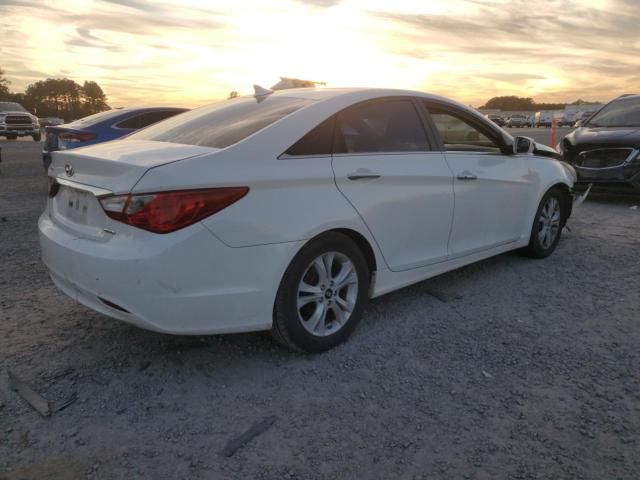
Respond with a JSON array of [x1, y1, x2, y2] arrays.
[[66, 109, 130, 127], [588, 97, 640, 127], [0, 102, 27, 112], [128, 95, 313, 148]]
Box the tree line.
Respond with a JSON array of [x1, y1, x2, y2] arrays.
[[0, 66, 110, 122], [480, 95, 602, 111]]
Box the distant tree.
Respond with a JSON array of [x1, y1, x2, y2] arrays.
[[482, 96, 536, 111], [23, 78, 110, 121], [26, 78, 81, 119], [535, 102, 567, 110], [570, 99, 601, 105], [0, 66, 10, 100], [80, 80, 109, 114], [0, 69, 110, 120], [480, 95, 578, 111]]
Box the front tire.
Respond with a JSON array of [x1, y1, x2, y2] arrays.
[[272, 232, 370, 353], [32, 132, 42, 142], [522, 188, 566, 258]]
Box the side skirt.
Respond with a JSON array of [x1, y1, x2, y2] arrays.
[[371, 240, 528, 298]]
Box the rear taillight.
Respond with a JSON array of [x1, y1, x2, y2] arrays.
[[59, 131, 97, 143], [99, 188, 249, 234]]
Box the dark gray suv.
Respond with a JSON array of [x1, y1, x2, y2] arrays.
[[558, 94, 640, 193]]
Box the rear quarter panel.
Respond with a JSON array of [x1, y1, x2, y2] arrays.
[[134, 153, 385, 266]]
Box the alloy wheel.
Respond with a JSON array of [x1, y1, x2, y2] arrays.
[[538, 197, 561, 249], [296, 252, 359, 337]]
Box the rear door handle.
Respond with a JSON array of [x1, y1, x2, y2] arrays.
[[347, 169, 381, 181], [456, 173, 478, 181]]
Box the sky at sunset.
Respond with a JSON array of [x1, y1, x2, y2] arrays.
[[1, 0, 638, 108]]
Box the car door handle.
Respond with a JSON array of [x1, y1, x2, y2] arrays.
[[347, 170, 381, 181], [456, 173, 478, 181]]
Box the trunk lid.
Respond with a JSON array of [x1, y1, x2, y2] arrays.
[[49, 139, 215, 194], [48, 139, 216, 239]]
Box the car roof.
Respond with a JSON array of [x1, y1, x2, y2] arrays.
[[264, 87, 457, 104], [108, 106, 187, 112], [242, 87, 486, 123]]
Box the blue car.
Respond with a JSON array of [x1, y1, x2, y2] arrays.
[[43, 107, 188, 169]]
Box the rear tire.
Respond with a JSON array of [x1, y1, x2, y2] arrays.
[[521, 188, 566, 258], [272, 232, 369, 353]]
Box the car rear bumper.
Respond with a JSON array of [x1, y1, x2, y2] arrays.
[[38, 211, 302, 335]]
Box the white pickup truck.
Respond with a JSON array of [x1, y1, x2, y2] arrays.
[[0, 101, 41, 141]]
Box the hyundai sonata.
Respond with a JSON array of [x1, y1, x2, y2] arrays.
[[39, 87, 580, 352]]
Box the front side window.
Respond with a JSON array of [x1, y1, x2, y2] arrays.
[[129, 96, 312, 149], [334, 100, 429, 154], [587, 97, 640, 127], [425, 106, 501, 153]]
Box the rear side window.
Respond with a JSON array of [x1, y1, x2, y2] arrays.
[[67, 109, 130, 127], [334, 100, 428, 154], [115, 110, 183, 129], [129, 96, 312, 148], [284, 117, 335, 156]]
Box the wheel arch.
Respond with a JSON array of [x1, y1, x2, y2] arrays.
[[548, 182, 573, 222], [281, 227, 380, 296], [329, 228, 378, 278]]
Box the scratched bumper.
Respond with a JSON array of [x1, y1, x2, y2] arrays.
[[38, 211, 294, 335]]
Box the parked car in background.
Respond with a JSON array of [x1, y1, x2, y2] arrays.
[[487, 114, 506, 127], [39, 117, 65, 127], [42, 107, 188, 169], [558, 94, 640, 192], [535, 111, 554, 128], [40, 87, 580, 353], [507, 114, 528, 128], [0, 101, 40, 141]]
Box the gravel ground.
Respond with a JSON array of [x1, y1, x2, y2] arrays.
[[1, 138, 639, 480]]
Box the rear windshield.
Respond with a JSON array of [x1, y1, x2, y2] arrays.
[[588, 97, 640, 127], [128, 96, 313, 149], [0, 102, 27, 112], [67, 109, 129, 127]]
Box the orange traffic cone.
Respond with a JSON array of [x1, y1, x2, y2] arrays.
[[550, 116, 557, 148]]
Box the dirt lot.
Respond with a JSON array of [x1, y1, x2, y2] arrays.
[[1, 138, 639, 480]]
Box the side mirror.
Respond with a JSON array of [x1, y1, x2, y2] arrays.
[[513, 136, 535, 154]]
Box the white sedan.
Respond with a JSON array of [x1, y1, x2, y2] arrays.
[[39, 87, 579, 352]]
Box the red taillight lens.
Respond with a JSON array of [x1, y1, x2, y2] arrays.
[[59, 131, 97, 143], [100, 188, 249, 234]]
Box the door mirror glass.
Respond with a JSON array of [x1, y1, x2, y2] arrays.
[[513, 136, 535, 154]]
